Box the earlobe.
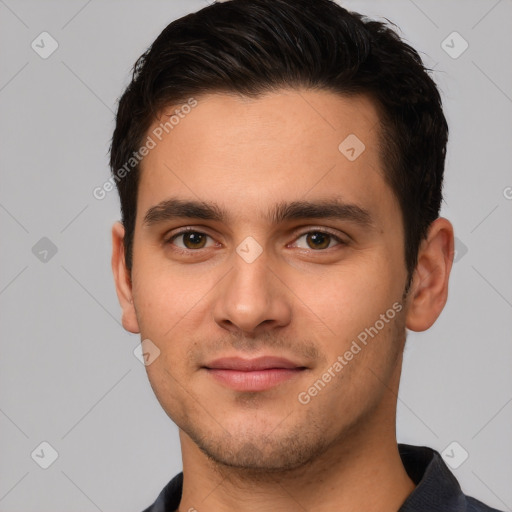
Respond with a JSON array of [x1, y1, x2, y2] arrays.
[[405, 217, 454, 332], [111, 222, 140, 334]]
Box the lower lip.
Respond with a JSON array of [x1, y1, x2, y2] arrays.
[[205, 368, 305, 391]]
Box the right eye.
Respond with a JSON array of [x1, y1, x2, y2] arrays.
[[165, 229, 217, 251]]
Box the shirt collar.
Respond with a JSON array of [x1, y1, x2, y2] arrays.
[[398, 443, 467, 511]]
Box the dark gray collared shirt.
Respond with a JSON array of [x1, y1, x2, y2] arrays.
[[142, 444, 504, 512]]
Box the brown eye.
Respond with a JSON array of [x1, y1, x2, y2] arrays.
[[168, 231, 214, 250], [292, 230, 345, 251], [305, 232, 331, 250], [182, 232, 207, 249]]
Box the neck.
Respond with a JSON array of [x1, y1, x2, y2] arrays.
[[177, 414, 414, 512]]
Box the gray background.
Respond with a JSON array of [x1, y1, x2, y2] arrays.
[[1, 0, 511, 510]]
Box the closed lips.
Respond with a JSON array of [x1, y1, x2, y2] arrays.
[[204, 356, 307, 371]]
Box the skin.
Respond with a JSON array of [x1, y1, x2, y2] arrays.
[[112, 89, 454, 512]]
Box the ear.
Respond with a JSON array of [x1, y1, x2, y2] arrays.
[[111, 222, 140, 333], [405, 217, 454, 332]]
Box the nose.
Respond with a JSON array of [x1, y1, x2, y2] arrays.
[[212, 250, 292, 336]]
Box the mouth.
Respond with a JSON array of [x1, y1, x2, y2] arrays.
[[203, 356, 308, 392]]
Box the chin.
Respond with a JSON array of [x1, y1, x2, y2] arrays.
[[188, 420, 333, 473]]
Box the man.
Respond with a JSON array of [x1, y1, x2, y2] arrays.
[[110, 0, 502, 510]]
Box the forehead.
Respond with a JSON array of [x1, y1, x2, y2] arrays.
[[137, 89, 396, 227]]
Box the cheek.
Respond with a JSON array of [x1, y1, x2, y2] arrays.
[[133, 269, 203, 416], [298, 260, 395, 336], [131, 250, 210, 334], [131, 263, 216, 402]]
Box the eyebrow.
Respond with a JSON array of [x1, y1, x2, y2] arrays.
[[142, 197, 375, 229]]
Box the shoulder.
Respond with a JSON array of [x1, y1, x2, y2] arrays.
[[140, 472, 183, 512], [466, 495, 505, 512], [398, 444, 506, 512]]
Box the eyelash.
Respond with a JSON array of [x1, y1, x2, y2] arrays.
[[164, 227, 347, 254]]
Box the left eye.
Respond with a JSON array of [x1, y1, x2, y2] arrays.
[[292, 231, 344, 250]]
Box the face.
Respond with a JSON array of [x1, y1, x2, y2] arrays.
[[114, 89, 422, 471]]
